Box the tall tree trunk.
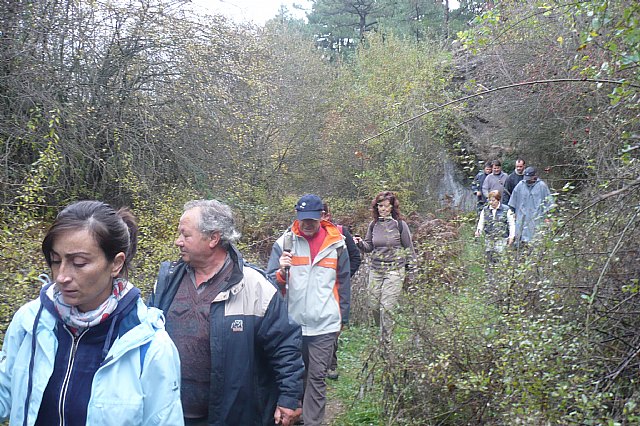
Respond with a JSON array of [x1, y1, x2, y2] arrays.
[[415, 3, 420, 43], [443, 0, 450, 39]]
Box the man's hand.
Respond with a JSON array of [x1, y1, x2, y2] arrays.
[[274, 406, 302, 426], [507, 237, 514, 246], [279, 251, 293, 270]]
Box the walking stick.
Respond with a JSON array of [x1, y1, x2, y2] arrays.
[[282, 228, 293, 306]]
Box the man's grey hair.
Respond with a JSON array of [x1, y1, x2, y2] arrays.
[[184, 200, 241, 246]]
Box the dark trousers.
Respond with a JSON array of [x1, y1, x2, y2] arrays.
[[184, 417, 208, 426], [329, 333, 339, 370], [302, 332, 338, 426]]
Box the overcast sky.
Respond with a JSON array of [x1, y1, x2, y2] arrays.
[[189, 0, 460, 26], [190, 0, 313, 25]]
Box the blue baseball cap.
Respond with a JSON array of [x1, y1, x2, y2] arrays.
[[295, 194, 324, 220]]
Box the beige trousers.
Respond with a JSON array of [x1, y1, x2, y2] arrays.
[[368, 267, 405, 336]]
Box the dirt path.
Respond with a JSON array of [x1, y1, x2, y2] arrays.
[[324, 391, 345, 425]]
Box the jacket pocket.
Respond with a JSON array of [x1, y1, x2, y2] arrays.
[[87, 395, 143, 425]]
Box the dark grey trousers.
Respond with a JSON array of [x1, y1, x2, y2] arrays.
[[302, 332, 338, 426], [329, 333, 339, 370]]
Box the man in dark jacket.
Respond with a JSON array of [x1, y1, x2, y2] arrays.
[[321, 202, 361, 380], [503, 158, 526, 205], [148, 199, 304, 426], [471, 161, 493, 213]]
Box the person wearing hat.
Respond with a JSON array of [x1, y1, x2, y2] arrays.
[[508, 167, 555, 246], [267, 194, 351, 426], [503, 158, 526, 205]]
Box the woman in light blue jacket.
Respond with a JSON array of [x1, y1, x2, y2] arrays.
[[0, 201, 183, 426]]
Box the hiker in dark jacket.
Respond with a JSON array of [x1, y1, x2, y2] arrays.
[[149, 200, 304, 426], [354, 191, 416, 337], [503, 158, 526, 205], [321, 202, 361, 381], [472, 161, 493, 212]]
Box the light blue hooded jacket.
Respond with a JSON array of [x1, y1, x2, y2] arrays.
[[0, 296, 184, 426], [508, 179, 555, 243]]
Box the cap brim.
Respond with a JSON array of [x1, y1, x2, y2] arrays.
[[297, 211, 322, 220]]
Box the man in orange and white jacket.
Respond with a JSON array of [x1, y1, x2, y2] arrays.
[[267, 194, 351, 426]]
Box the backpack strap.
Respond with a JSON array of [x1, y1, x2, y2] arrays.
[[244, 260, 280, 290], [148, 260, 171, 308]]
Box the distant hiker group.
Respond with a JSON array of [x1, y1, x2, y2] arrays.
[[473, 159, 555, 268], [1, 191, 417, 426]]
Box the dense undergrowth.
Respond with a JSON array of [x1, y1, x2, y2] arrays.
[[2, 188, 639, 426], [1, 185, 639, 425], [331, 204, 640, 425]]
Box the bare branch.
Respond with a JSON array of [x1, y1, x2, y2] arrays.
[[361, 78, 639, 144]]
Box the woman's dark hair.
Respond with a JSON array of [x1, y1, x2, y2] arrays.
[[370, 191, 401, 221], [42, 200, 138, 277]]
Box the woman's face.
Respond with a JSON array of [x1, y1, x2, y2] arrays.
[[50, 228, 124, 312], [488, 197, 500, 209], [377, 199, 392, 218]]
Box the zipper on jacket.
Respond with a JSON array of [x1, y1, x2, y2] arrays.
[[57, 328, 88, 426]]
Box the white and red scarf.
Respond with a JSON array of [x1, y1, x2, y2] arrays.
[[46, 278, 133, 335]]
